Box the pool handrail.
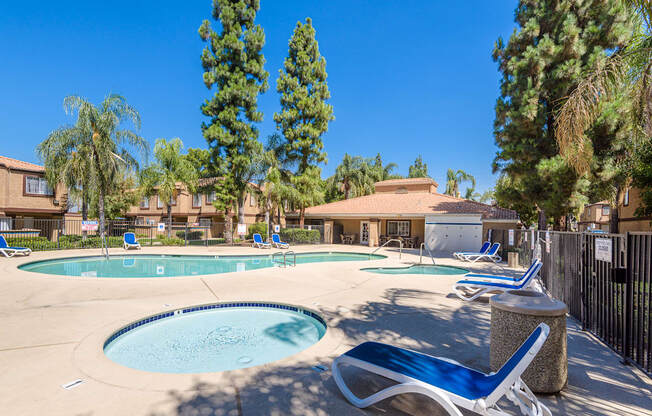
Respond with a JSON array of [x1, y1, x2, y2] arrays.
[[419, 242, 436, 265], [372, 239, 403, 259]]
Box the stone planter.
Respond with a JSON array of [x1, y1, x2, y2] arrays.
[[507, 251, 519, 268], [490, 290, 568, 393]]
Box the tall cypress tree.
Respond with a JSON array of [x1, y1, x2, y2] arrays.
[[199, 0, 268, 241], [274, 17, 334, 174], [492, 0, 632, 229]]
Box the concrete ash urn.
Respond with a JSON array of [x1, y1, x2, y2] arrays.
[[490, 289, 568, 393]]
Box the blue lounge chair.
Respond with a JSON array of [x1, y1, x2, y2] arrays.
[[271, 233, 289, 249], [333, 323, 551, 416], [252, 233, 271, 249], [0, 235, 32, 258], [463, 260, 541, 283], [453, 260, 542, 301], [460, 242, 502, 263], [123, 232, 141, 250], [454, 241, 490, 260]]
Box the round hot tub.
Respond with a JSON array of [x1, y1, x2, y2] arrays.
[[103, 302, 326, 373]]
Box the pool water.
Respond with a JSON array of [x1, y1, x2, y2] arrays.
[[103, 303, 327, 373], [18, 252, 385, 278], [361, 264, 468, 275]]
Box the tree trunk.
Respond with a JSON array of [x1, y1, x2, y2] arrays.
[[167, 204, 172, 238], [299, 207, 305, 227], [224, 208, 233, 244], [81, 188, 88, 240], [265, 195, 271, 239], [238, 194, 245, 225], [538, 209, 547, 231], [98, 186, 107, 254], [344, 180, 349, 200], [277, 205, 281, 226], [610, 187, 621, 234]]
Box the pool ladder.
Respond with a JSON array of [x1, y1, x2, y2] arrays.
[[272, 251, 296, 268]]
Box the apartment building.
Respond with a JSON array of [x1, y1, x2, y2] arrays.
[[125, 177, 281, 237], [618, 187, 652, 233], [0, 155, 79, 231], [578, 200, 611, 232]]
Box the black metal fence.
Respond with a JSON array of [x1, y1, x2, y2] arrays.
[[0, 218, 324, 251], [491, 229, 652, 375]]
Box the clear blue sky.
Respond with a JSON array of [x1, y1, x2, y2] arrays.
[[0, 1, 516, 194]]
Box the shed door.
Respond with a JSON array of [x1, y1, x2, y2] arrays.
[[425, 220, 482, 253]]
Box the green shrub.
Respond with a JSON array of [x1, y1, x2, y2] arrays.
[[279, 228, 320, 244], [246, 222, 268, 240]]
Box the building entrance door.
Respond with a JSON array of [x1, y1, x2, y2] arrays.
[[360, 221, 370, 245]]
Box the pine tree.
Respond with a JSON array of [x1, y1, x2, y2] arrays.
[[408, 155, 428, 178], [274, 18, 334, 174], [492, 0, 632, 229], [199, 0, 268, 242]]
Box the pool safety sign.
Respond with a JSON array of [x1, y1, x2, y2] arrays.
[[274, 224, 280, 233], [81, 220, 98, 232], [237, 223, 247, 236], [508, 229, 514, 246], [545, 231, 551, 253], [595, 238, 612, 262], [157, 222, 165, 232]]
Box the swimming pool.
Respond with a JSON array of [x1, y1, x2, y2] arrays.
[[18, 252, 385, 278], [104, 302, 327, 373], [361, 264, 468, 275]]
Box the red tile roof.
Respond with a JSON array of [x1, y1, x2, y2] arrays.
[[303, 191, 518, 220], [0, 156, 45, 173]]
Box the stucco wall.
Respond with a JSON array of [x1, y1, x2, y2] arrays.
[[0, 168, 64, 217]]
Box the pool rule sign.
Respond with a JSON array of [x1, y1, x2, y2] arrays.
[[595, 238, 612, 263], [237, 223, 247, 236]]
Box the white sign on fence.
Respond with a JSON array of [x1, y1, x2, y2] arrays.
[[274, 224, 280, 233], [157, 222, 165, 232], [595, 238, 612, 263], [546, 231, 551, 253], [237, 223, 247, 235], [508, 229, 514, 246]]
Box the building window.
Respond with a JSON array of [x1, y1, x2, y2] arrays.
[[387, 220, 410, 237], [192, 193, 202, 207], [249, 192, 256, 207], [24, 176, 53, 196], [157, 194, 176, 208], [67, 193, 80, 213], [199, 217, 211, 227], [135, 217, 145, 225], [602, 206, 610, 216], [206, 191, 217, 204], [624, 189, 629, 206], [140, 197, 149, 209]]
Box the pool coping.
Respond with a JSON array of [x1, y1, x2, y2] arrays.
[[15, 251, 388, 279], [73, 300, 343, 392], [360, 263, 470, 275]]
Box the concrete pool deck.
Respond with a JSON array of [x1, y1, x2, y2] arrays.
[[0, 245, 650, 415]]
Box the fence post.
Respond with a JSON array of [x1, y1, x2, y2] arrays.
[[622, 232, 633, 364]]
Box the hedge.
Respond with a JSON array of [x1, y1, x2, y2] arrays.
[[279, 228, 321, 244], [3, 235, 186, 251], [246, 222, 268, 240]]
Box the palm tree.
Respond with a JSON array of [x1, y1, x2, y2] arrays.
[[39, 94, 147, 253], [334, 153, 364, 199], [140, 138, 198, 237], [445, 169, 476, 198], [555, 1, 651, 173]]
